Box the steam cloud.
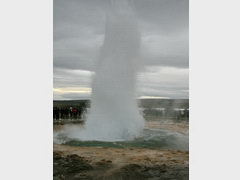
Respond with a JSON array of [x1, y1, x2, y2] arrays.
[[65, 0, 145, 141]]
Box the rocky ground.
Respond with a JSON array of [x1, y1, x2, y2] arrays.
[[54, 144, 188, 180], [53, 120, 189, 180]]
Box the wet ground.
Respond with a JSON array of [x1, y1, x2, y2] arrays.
[[54, 120, 189, 180]]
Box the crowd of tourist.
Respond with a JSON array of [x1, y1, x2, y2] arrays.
[[142, 108, 189, 120], [53, 106, 87, 121]]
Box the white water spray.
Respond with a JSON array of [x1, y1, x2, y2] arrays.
[[65, 0, 145, 141]]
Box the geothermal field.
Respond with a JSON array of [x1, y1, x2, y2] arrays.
[[53, 1, 189, 179], [54, 119, 188, 180]]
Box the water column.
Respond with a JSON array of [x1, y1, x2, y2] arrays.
[[69, 0, 145, 141]]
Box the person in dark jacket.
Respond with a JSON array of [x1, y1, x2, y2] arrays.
[[72, 108, 78, 119], [56, 108, 59, 120]]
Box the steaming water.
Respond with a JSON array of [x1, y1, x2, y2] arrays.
[[54, 125, 188, 151], [64, 0, 144, 141]]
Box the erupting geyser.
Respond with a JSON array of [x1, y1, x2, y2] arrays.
[[66, 0, 145, 141]]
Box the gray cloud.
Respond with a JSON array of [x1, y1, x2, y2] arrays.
[[54, 68, 93, 88], [137, 66, 189, 98], [53, 0, 189, 99]]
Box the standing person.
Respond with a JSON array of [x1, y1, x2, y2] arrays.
[[69, 107, 73, 119], [72, 108, 78, 119], [180, 109, 184, 119], [60, 108, 64, 120], [78, 106, 83, 119], [184, 108, 189, 119], [53, 107, 56, 120], [67, 107, 70, 120], [64, 107, 68, 120], [56, 107, 59, 120]]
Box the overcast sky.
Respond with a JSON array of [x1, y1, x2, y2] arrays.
[[53, 0, 189, 100]]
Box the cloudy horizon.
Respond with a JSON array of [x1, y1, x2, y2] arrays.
[[54, 0, 189, 100]]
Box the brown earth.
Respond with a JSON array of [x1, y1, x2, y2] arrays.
[[54, 144, 188, 180]]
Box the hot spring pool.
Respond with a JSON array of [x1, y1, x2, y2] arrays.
[[54, 127, 188, 151]]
